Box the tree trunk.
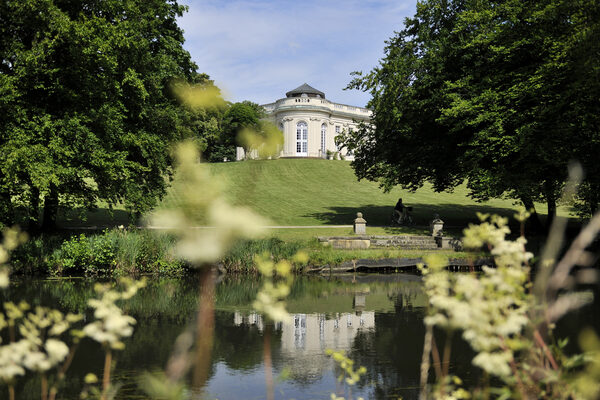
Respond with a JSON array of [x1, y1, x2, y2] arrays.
[[0, 188, 12, 227], [520, 195, 543, 233], [544, 182, 557, 230], [193, 267, 215, 391], [28, 185, 41, 232], [41, 184, 59, 232]]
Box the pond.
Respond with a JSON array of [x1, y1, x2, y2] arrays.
[[1, 274, 597, 400]]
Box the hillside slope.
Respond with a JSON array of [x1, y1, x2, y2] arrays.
[[208, 159, 548, 227]]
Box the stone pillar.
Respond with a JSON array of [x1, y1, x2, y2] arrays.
[[354, 212, 366, 234], [430, 215, 444, 237]]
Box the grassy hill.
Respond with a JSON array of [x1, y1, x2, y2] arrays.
[[60, 158, 566, 233], [207, 158, 560, 229]]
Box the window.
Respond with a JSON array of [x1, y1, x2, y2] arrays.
[[296, 122, 308, 155], [335, 125, 340, 134], [320, 123, 327, 155]]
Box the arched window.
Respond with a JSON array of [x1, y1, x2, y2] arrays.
[[321, 123, 327, 156], [296, 122, 308, 156]]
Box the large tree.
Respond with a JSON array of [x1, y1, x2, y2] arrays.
[[344, 0, 600, 227], [217, 101, 264, 161], [0, 0, 211, 230]]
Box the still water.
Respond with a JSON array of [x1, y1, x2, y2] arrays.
[[1, 274, 595, 400]]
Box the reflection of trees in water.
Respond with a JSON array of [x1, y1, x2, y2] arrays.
[[350, 292, 478, 400], [350, 303, 426, 400], [212, 311, 274, 372]]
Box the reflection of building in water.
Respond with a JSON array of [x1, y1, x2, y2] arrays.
[[281, 312, 375, 355], [232, 310, 375, 382], [232, 290, 376, 383], [233, 312, 268, 332], [231, 311, 374, 353], [233, 290, 375, 354]]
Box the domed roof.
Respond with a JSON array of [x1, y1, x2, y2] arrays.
[[285, 83, 325, 99]]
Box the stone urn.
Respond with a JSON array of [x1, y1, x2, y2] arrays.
[[430, 215, 444, 237], [354, 212, 367, 234]]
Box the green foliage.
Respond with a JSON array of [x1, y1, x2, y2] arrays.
[[217, 100, 283, 160], [47, 233, 116, 276], [0, 0, 217, 230], [344, 0, 600, 226], [11, 229, 184, 277]]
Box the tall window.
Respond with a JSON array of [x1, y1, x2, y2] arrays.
[[296, 122, 308, 155], [321, 123, 327, 155]]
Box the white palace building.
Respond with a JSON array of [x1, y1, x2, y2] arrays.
[[237, 83, 371, 160]]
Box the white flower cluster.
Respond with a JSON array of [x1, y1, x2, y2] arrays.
[[252, 256, 293, 323], [0, 228, 28, 289], [420, 214, 533, 378], [150, 143, 268, 265], [0, 303, 81, 383], [83, 278, 146, 350]]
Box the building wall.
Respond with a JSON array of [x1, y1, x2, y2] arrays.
[[236, 96, 371, 160], [264, 97, 371, 159]]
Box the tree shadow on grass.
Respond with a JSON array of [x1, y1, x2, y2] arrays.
[[304, 203, 519, 232], [57, 207, 133, 229]]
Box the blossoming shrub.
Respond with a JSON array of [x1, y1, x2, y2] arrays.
[[419, 213, 599, 399], [1, 230, 146, 400]]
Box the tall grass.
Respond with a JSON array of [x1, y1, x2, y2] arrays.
[[219, 238, 307, 272]]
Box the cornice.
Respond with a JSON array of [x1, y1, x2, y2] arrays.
[[268, 105, 370, 121]]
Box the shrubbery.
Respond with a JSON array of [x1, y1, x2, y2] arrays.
[[10, 229, 186, 277]]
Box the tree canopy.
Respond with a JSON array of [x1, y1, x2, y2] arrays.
[[344, 0, 600, 226], [217, 101, 282, 161], [205, 101, 265, 162], [0, 0, 214, 230]]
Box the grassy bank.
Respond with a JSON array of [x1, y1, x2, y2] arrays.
[[57, 159, 571, 231], [8, 228, 477, 276]]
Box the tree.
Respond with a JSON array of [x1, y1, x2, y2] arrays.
[[219, 101, 264, 160], [344, 0, 600, 228], [0, 0, 209, 230]]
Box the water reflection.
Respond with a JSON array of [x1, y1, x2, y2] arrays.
[[0, 275, 466, 399], [234, 308, 375, 351]]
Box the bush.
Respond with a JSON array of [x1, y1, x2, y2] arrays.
[[47, 233, 117, 276], [19, 229, 187, 277]]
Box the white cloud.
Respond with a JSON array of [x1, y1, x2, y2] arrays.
[[178, 0, 416, 106]]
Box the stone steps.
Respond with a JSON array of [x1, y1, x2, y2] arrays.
[[317, 235, 449, 250]]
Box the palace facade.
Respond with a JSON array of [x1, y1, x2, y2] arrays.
[[236, 83, 371, 160]]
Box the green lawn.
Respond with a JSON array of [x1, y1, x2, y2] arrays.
[[208, 158, 567, 229], [59, 158, 570, 234]]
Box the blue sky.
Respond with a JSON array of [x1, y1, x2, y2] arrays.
[[177, 0, 417, 107]]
